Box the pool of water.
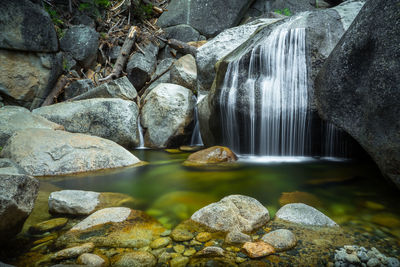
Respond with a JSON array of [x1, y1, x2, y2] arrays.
[[40, 149, 400, 237]]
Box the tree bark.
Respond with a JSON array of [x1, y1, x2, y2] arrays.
[[167, 39, 197, 57]]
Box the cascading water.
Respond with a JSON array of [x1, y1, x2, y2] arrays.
[[219, 25, 308, 156], [322, 122, 349, 158], [136, 116, 146, 149], [190, 95, 204, 146]]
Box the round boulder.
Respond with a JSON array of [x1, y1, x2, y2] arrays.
[[261, 229, 297, 251], [191, 195, 270, 232]]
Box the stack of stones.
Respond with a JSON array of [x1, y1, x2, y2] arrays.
[[333, 245, 399, 267]]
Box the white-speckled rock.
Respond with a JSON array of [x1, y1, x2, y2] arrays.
[[275, 203, 338, 227], [0, 128, 140, 176], [49, 190, 100, 216], [53, 242, 95, 260], [261, 229, 297, 251], [77, 253, 106, 266], [170, 54, 197, 92], [191, 195, 270, 232], [71, 207, 131, 231]]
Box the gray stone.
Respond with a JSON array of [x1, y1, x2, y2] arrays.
[[315, 0, 400, 188], [127, 42, 159, 90], [77, 253, 105, 267], [0, 128, 140, 176], [113, 251, 156, 267], [70, 13, 96, 28], [275, 203, 338, 227], [0, 50, 62, 109], [170, 54, 197, 92], [60, 25, 99, 69], [64, 79, 94, 100], [153, 58, 176, 80], [70, 76, 137, 101], [141, 83, 195, 148], [164, 24, 201, 42], [0, 172, 39, 241], [345, 254, 361, 264], [48, 190, 100, 216], [225, 231, 252, 244], [53, 243, 95, 260], [0, 0, 58, 52], [157, 0, 255, 38], [0, 106, 64, 147], [267, 0, 317, 15], [387, 257, 400, 267], [109, 46, 121, 60], [261, 229, 297, 251], [0, 158, 27, 176], [191, 195, 270, 232], [33, 98, 140, 148], [71, 207, 131, 231], [366, 258, 380, 267], [196, 18, 282, 93]]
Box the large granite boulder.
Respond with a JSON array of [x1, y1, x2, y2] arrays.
[[0, 159, 39, 241], [0, 49, 62, 109], [64, 79, 94, 100], [315, 0, 400, 188], [60, 25, 99, 69], [141, 83, 195, 148], [0, 106, 64, 147], [191, 195, 270, 232], [33, 98, 140, 148], [0, 128, 140, 176], [157, 0, 255, 38], [170, 54, 197, 92], [196, 18, 282, 93], [199, 2, 364, 145], [0, 0, 58, 52]]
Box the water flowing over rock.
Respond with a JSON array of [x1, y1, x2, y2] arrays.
[[196, 18, 282, 93], [0, 128, 140, 176], [33, 98, 140, 148], [191, 195, 270, 232], [141, 83, 195, 148], [200, 2, 365, 153], [0, 106, 64, 147], [157, 0, 255, 38], [0, 159, 39, 241], [275, 203, 338, 227], [60, 25, 99, 69], [315, 0, 400, 188], [0, 0, 58, 52]]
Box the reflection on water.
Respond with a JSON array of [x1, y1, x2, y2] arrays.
[[44, 150, 400, 238]]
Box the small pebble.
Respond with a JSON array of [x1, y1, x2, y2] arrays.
[[173, 244, 185, 254], [196, 232, 212, 242]]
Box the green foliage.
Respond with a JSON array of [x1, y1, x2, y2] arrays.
[[141, 3, 154, 18], [0, 147, 2, 152], [44, 4, 64, 26], [79, 0, 111, 17], [274, 8, 292, 16], [62, 58, 69, 71], [132, 2, 155, 20]]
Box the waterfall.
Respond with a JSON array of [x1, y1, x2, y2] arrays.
[[219, 25, 308, 156], [136, 116, 146, 149], [190, 95, 204, 146], [322, 122, 348, 158]]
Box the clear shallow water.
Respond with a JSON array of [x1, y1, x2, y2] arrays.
[[43, 150, 400, 238]]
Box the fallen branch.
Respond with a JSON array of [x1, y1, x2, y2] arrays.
[[41, 75, 68, 107], [99, 26, 139, 82], [138, 63, 173, 96]]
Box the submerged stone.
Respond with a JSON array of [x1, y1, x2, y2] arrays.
[[29, 218, 68, 234], [77, 253, 106, 267], [53, 242, 95, 260], [225, 231, 252, 244], [183, 146, 238, 166], [112, 251, 156, 267], [242, 241, 275, 258], [191, 195, 270, 232], [260, 229, 297, 252], [275, 203, 338, 227]]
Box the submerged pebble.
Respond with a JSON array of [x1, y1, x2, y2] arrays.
[[334, 245, 399, 267]]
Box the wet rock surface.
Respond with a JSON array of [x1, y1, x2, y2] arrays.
[[183, 146, 238, 166]]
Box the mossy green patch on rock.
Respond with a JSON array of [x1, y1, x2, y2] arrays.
[[29, 217, 68, 234]]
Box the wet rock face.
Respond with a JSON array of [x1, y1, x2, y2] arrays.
[[157, 0, 255, 38], [191, 195, 270, 232], [184, 146, 237, 165], [0, 159, 39, 241], [0, 106, 64, 147], [33, 98, 140, 148], [314, 0, 400, 188], [141, 83, 195, 148], [0, 0, 58, 52], [0, 128, 140, 176], [275, 203, 338, 227]]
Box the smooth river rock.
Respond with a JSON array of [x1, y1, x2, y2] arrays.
[[183, 146, 237, 166], [33, 98, 140, 148], [49, 190, 139, 216], [141, 83, 195, 148], [0, 106, 64, 147], [275, 203, 338, 227], [0, 128, 140, 176], [0, 159, 39, 241], [261, 229, 297, 251], [191, 195, 270, 232], [315, 0, 400, 188], [56, 208, 166, 248]]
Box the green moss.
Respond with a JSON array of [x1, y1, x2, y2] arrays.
[[274, 8, 292, 16]]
